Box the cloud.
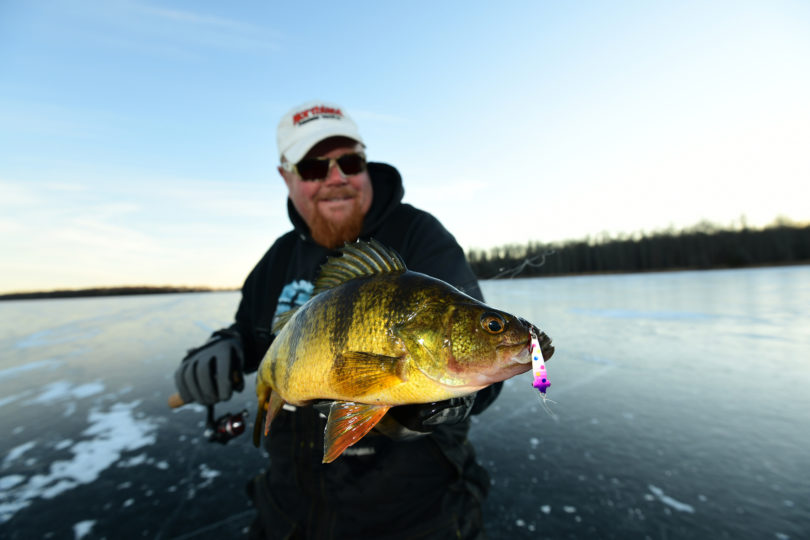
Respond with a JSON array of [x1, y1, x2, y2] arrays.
[[350, 109, 410, 125], [406, 176, 488, 205], [149, 180, 286, 220], [52, 218, 158, 254], [0, 99, 118, 139], [116, 0, 283, 53], [0, 180, 39, 206], [132, 4, 254, 30], [44, 182, 88, 193], [0, 173, 288, 291]]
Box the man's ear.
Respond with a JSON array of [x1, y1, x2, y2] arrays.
[[278, 165, 294, 188]]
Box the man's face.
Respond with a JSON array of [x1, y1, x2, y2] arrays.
[[279, 140, 373, 249]]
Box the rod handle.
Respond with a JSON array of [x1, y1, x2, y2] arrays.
[[168, 393, 185, 409]]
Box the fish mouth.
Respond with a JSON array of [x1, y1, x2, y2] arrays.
[[419, 338, 532, 392], [496, 340, 531, 364], [440, 343, 531, 390]]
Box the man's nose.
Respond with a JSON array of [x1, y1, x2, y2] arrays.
[[323, 159, 347, 184]]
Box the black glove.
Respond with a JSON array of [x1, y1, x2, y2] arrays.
[[382, 394, 477, 438], [311, 396, 476, 440], [174, 330, 244, 405]]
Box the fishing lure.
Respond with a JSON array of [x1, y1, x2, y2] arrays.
[[530, 328, 551, 394]]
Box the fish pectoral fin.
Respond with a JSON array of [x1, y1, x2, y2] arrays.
[[329, 352, 408, 396], [264, 392, 285, 436], [323, 401, 391, 463], [252, 390, 285, 447], [271, 306, 299, 334]]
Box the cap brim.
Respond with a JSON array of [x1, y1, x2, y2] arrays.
[[283, 127, 364, 164]]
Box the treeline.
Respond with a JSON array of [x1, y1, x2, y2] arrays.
[[0, 285, 221, 301], [467, 220, 810, 279]]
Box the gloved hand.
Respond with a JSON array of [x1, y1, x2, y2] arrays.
[[310, 395, 476, 440], [381, 394, 477, 439], [174, 330, 244, 405]]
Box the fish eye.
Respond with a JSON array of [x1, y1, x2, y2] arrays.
[[481, 313, 506, 334]]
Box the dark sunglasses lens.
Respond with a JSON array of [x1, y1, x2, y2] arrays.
[[295, 159, 329, 181], [336, 154, 365, 175]]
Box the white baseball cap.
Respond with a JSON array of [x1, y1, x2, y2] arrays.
[[276, 100, 364, 164]]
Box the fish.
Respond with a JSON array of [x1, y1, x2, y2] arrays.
[[254, 239, 554, 462]]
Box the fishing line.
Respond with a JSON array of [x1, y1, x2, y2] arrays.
[[490, 249, 555, 279], [537, 394, 559, 419], [458, 249, 556, 294]]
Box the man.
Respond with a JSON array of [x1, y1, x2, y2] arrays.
[[174, 100, 501, 539]]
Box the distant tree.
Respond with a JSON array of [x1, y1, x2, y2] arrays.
[[467, 220, 810, 279]]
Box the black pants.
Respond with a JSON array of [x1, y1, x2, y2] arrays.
[[247, 410, 489, 539], [245, 470, 486, 540]]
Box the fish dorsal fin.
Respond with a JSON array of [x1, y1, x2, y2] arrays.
[[271, 306, 299, 334], [313, 239, 407, 296]]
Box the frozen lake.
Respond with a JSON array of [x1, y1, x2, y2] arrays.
[[1, 266, 809, 539]]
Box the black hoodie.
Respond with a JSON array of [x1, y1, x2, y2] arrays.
[[234, 163, 496, 539]]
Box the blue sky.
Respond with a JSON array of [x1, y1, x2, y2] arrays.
[[1, 1, 809, 292]]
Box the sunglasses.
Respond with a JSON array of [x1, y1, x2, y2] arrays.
[[285, 153, 367, 182]]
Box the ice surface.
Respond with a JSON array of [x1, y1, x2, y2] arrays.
[[3, 441, 36, 466], [0, 401, 158, 524], [198, 464, 221, 489], [116, 453, 170, 470], [0, 359, 63, 380], [3, 268, 809, 538], [571, 308, 713, 320], [0, 393, 24, 408], [26, 380, 105, 404], [647, 485, 695, 513], [73, 519, 95, 539], [54, 439, 74, 451], [0, 475, 25, 490], [117, 454, 148, 467], [16, 327, 100, 349]]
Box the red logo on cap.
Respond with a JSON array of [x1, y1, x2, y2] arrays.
[[293, 105, 343, 126]]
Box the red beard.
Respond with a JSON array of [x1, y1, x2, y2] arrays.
[[308, 187, 366, 249]]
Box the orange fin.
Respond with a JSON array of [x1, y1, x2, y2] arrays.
[[329, 352, 407, 397], [322, 401, 390, 463], [264, 391, 285, 436], [253, 390, 284, 447]]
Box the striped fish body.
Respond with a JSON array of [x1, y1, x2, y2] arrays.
[[262, 272, 489, 406], [254, 240, 548, 462]]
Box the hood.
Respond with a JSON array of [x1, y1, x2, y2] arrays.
[[286, 162, 405, 242]]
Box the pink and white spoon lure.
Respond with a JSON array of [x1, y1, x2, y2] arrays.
[[530, 328, 551, 394]]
